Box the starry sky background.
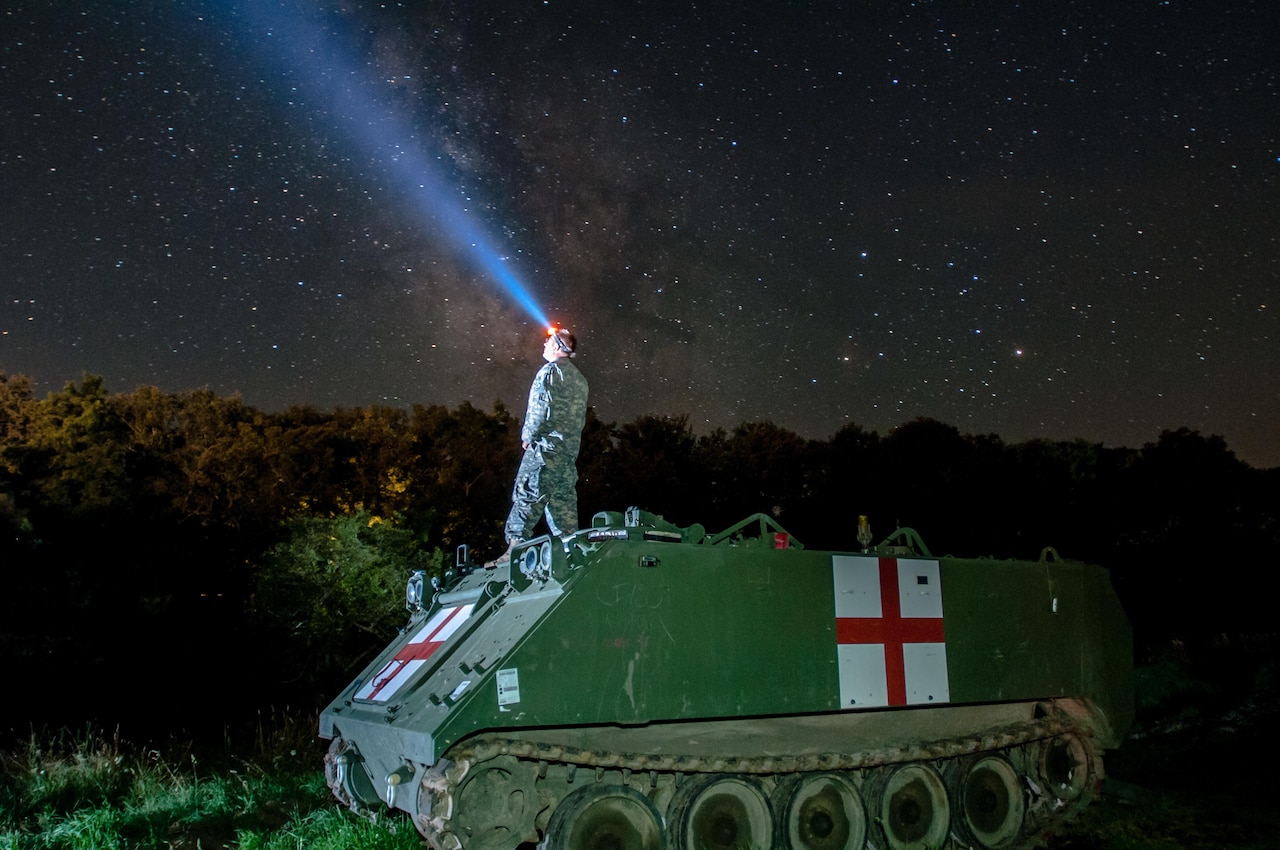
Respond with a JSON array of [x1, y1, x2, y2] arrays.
[[2, 0, 1277, 468]]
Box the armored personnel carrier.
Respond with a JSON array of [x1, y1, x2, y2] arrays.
[[321, 508, 1132, 850]]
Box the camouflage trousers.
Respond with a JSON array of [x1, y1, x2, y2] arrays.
[[505, 445, 580, 543]]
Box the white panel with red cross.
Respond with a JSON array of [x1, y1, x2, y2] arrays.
[[832, 556, 949, 709], [354, 603, 474, 702]]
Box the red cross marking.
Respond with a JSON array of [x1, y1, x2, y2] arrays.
[[363, 604, 469, 700], [835, 557, 945, 706]]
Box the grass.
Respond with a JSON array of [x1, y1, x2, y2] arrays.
[[0, 715, 421, 850]]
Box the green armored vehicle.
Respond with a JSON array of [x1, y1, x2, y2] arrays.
[[321, 508, 1132, 850]]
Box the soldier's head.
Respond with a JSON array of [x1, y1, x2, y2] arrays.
[[543, 327, 577, 361]]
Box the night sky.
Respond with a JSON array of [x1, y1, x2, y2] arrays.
[[3, 1, 1277, 468]]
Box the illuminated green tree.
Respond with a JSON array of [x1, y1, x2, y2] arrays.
[[252, 511, 443, 683], [26, 375, 131, 516]]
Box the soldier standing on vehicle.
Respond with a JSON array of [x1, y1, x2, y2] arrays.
[[492, 326, 589, 565]]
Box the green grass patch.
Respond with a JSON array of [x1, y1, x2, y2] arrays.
[[0, 718, 416, 850], [237, 808, 424, 850]]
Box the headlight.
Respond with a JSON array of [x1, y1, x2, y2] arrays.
[[521, 546, 540, 577], [405, 570, 425, 613], [519, 541, 554, 581]]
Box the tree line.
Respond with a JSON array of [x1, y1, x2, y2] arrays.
[[1, 372, 1276, 738]]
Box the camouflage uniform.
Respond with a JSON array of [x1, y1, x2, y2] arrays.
[[505, 356, 589, 542]]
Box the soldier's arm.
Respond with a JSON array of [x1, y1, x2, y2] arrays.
[[521, 369, 553, 444]]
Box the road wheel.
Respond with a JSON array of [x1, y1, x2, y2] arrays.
[[544, 785, 662, 850], [667, 775, 772, 850], [945, 755, 1026, 848], [772, 773, 867, 850], [865, 763, 950, 850]]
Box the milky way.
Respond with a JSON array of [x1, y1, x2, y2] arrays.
[[2, 0, 1277, 467]]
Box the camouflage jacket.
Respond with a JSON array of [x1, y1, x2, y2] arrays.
[[521, 357, 589, 455]]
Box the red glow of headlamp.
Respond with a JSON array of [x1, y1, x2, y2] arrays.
[[547, 326, 570, 353]]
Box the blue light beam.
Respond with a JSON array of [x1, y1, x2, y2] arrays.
[[223, 1, 550, 329]]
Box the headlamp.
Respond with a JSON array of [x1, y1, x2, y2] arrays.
[[547, 326, 571, 354]]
